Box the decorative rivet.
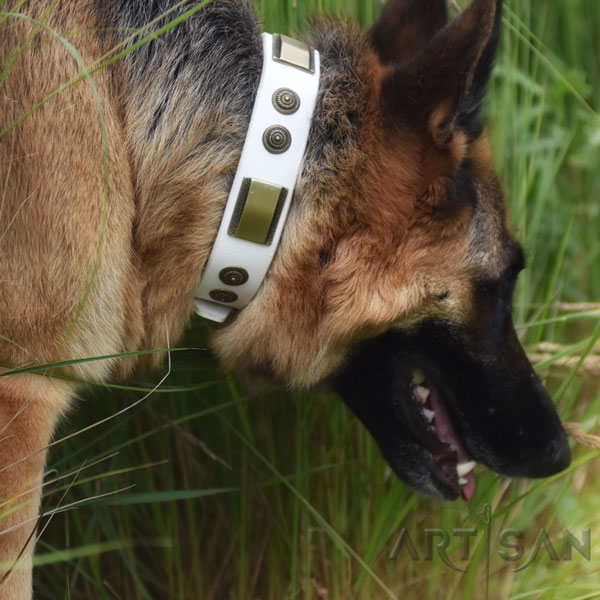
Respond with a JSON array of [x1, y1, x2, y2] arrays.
[[263, 125, 291, 154], [219, 267, 249, 286], [209, 289, 238, 303], [273, 88, 300, 114]]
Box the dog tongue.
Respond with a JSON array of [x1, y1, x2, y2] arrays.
[[428, 383, 475, 501]]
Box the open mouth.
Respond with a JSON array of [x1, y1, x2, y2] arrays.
[[410, 368, 476, 501], [336, 325, 570, 503]]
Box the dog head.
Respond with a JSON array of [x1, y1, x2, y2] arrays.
[[211, 0, 570, 500]]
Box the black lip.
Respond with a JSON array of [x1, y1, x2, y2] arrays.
[[334, 320, 571, 500]]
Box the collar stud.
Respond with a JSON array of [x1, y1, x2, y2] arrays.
[[263, 125, 291, 154], [273, 88, 300, 114], [209, 289, 238, 303], [219, 267, 249, 286]]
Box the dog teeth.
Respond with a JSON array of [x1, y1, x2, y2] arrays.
[[415, 385, 430, 403], [412, 368, 426, 385], [456, 461, 476, 477], [458, 477, 468, 486], [422, 408, 435, 423]]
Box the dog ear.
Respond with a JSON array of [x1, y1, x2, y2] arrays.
[[380, 0, 502, 148], [368, 0, 449, 64]]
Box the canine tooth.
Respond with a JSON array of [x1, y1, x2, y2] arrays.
[[412, 368, 426, 385], [458, 477, 468, 486], [415, 385, 430, 403], [456, 461, 476, 477], [422, 408, 435, 423]]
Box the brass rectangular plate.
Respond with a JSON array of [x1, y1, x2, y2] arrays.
[[273, 34, 315, 73], [228, 178, 288, 245]]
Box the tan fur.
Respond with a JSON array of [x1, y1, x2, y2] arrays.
[[0, 4, 140, 381], [0, 5, 138, 594], [0, 374, 72, 599]]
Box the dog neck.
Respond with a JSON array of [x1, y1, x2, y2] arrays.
[[107, 2, 370, 358]]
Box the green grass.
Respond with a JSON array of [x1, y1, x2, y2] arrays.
[[2, 0, 600, 598]]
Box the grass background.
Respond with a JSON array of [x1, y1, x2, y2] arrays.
[[3, 0, 597, 598]]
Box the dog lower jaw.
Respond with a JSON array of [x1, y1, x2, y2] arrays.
[[393, 445, 468, 502]]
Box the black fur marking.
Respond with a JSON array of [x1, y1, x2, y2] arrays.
[[472, 242, 525, 338], [447, 159, 479, 209], [368, 0, 449, 64], [100, 0, 262, 155], [295, 22, 372, 209]]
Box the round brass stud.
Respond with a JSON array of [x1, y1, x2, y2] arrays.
[[209, 289, 238, 303], [263, 125, 291, 154], [272, 88, 300, 114], [219, 267, 249, 286]]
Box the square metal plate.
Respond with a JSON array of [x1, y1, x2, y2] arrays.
[[228, 178, 288, 245]]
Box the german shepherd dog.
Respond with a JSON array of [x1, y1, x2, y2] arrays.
[[0, 0, 570, 596]]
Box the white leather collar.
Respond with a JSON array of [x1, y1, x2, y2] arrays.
[[194, 33, 321, 322]]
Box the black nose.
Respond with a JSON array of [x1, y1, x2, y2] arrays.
[[533, 430, 571, 477]]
